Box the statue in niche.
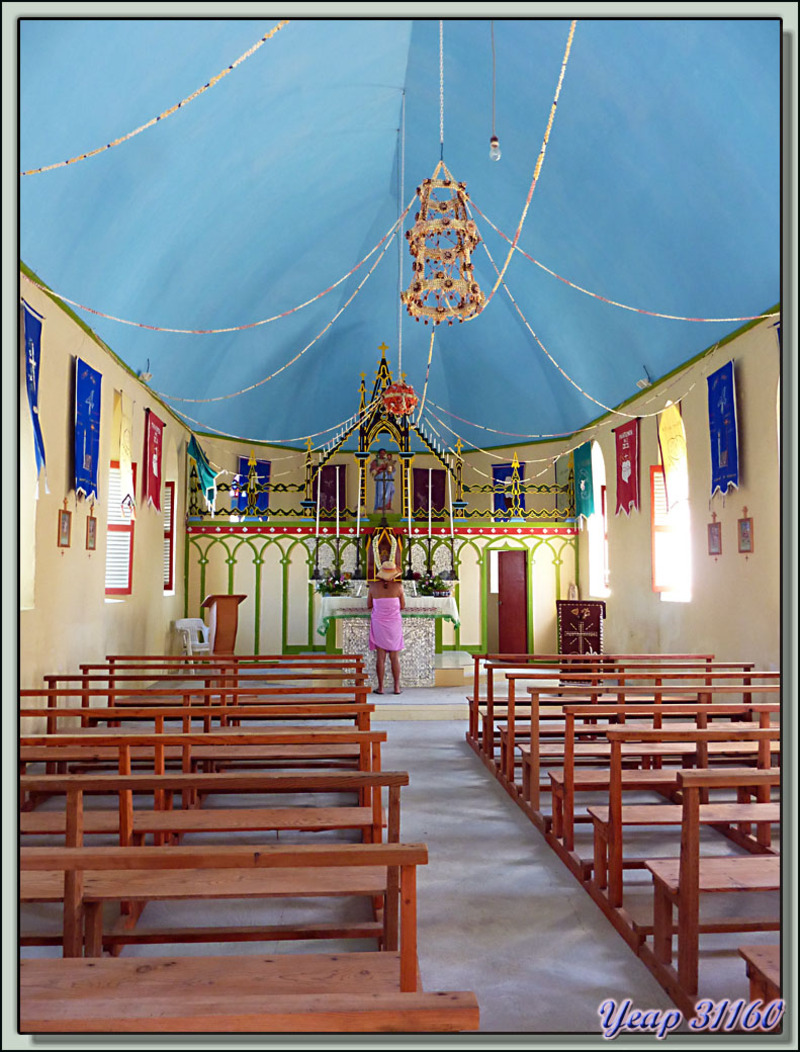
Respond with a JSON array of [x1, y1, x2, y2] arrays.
[[369, 448, 396, 512]]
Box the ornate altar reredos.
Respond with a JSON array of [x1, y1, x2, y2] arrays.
[[305, 344, 462, 583]]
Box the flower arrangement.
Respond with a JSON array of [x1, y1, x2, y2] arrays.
[[317, 571, 350, 596], [415, 571, 450, 597]]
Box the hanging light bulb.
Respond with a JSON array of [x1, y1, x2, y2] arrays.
[[489, 135, 501, 162]]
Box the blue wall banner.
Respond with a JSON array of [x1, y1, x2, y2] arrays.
[[75, 358, 102, 500], [492, 462, 526, 521], [234, 456, 270, 516], [707, 361, 739, 498], [22, 300, 48, 492], [573, 443, 594, 519]]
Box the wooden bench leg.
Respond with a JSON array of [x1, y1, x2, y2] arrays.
[[62, 872, 84, 958], [84, 902, 103, 957], [522, 755, 531, 803], [551, 784, 563, 839], [592, 819, 608, 891], [652, 881, 673, 966]]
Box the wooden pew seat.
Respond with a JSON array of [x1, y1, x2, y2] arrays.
[[588, 801, 780, 891], [21, 805, 379, 841], [20, 954, 480, 1033], [738, 944, 781, 1003]]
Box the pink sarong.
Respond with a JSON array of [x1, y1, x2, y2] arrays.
[[369, 597, 404, 652]]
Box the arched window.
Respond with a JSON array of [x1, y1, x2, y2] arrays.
[[652, 403, 691, 602], [588, 442, 610, 597]]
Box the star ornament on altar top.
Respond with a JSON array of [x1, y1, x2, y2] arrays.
[[401, 160, 485, 326]]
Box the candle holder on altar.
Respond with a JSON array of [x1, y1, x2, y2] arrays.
[[311, 539, 321, 579], [404, 535, 415, 579], [441, 537, 456, 579], [352, 538, 364, 580], [334, 537, 342, 576]]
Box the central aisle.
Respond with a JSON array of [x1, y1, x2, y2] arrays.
[[375, 714, 678, 1036]]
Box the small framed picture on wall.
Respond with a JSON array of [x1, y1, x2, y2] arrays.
[[707, 521, 721, 556], [86, 515, 97, 551], [57, 508, 72, 548], [738, 515, 754, 554]]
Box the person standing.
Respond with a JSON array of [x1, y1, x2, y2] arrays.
[[367, 560, 405, 694]]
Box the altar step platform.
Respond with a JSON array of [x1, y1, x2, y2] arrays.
[[366, 653, 470, 721]]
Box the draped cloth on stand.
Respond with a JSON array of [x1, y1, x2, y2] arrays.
[[188, 434, 218, 514], [707, 361, 739, 498], [614, 419, 640, 515], [143, 409, 164, 511], [22, 299, 48, 494], [75, 358, 102, 501], [557, 599, 606, 654]]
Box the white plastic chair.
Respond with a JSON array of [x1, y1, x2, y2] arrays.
[[175, 618, 211, 656]]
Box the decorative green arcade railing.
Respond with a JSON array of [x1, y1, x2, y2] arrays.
[[187, 464, 575, 523]]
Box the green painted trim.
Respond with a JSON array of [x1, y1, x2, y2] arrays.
[[183, 531, 191, 619], [479, 544, 490, 653], [527, 544, 535, 653], [251, 545, 265, 654], [280, 553, 291, 655], [326, 621, 340, 655]]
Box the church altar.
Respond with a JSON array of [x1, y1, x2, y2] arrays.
[[317, 594, 460, 688]]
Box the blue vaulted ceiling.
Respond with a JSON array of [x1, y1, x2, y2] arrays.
[[19, 16, 781, 451]]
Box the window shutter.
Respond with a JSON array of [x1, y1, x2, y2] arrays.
[[163, 480, 175, 591], [105, 462, 135, 595]]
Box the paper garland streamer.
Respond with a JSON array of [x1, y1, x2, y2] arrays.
[[480, 235, 721, 423], [415, 330, 437, 423], [420, 403, 598, 482], [21, 21, 290, 176], [171, 397, 381, 452], [23, 203, 412, 336], [156, 231, 398, 403], [470, 202, 778, 324], [477, 19, 577, 314]]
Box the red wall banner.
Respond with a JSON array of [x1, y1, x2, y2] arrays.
[[615, 419, 640, 516]]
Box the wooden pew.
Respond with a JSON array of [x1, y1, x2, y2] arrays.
[[20, 769, 409, 950], [20, 726, 386, 781], [19, 842, 480, 1033], [502, 669, 778, 781], [590, 724, 779, 910], [20, 766, 402, 842], [544, 698, 779, 858], [31, 672, 372, 730], [22, 840, 424, 961], [518, 685, 779, 823], [638, 769, 781, 1014], [20, 695, 377, 741], [472, 659, 765, 774]]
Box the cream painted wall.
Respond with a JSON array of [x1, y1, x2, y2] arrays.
[[582, 318, 780, 669], [20, 271, 779, 687], [19, 273, 191, 690]]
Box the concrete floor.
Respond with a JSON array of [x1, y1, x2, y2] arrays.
[[14, 682, 786, 1049]]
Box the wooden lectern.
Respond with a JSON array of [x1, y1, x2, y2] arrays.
[[201, 594, 246, 653]]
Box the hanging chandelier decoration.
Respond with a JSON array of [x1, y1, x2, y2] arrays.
[[382, 379, 419, 417], [401, 160, 485, 326]]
